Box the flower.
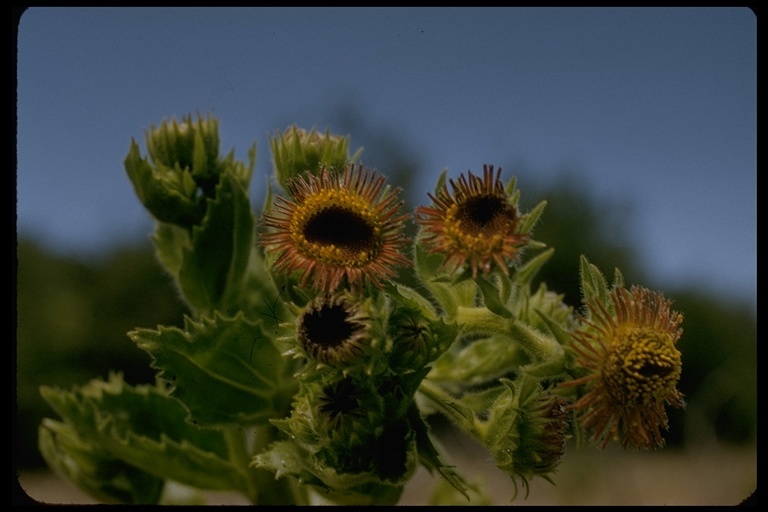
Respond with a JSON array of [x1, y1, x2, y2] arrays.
[[562, 285, 684, 449], [260, 164, 410, 293], [295, 293, 372, 367], [415, 164, 528, 278]]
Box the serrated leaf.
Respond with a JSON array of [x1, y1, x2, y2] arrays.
[[39, 419, 165, 504], [39, 373, 247, 496], [253, 438, 411, 505], [130, 313, 296, 426]]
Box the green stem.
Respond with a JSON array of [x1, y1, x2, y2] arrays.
[[509, 320, 564, 363], [417, 379, 476, 435], [225, 425, 307, 505], [455, 306, 510, 339], [224, 427, 259, 504], [455, 306, 564, 366]]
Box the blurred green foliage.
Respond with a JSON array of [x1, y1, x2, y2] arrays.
[[15, 238, 189, 468]]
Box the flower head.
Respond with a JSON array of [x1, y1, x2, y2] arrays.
[[562, 285, 684, 449], [260, 164, 410, 293], [295, 293, 372, 367], [415, 164, 528, 278]]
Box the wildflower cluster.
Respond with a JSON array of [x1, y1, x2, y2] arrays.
[[37, 115, 685, 505]]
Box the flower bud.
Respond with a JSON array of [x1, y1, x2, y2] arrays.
[[146, 114, 220, 186], [125, 114, 253, 227], [387, 304, 449, 371], [477, 377, 568, 498], [269, 125, 361, 190]]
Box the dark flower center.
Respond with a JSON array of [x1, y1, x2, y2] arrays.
[[300, 303, 362, 348], [319, 378, 361, 421], [303, 207, 376, 253], [456, 195, 512, 234]]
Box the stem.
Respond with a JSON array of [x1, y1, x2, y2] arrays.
[[509, 320, 564, 363], [455, 305, 510, 338], [455, 306, 564, 368], [225, 425, 307, 505], [417, 379, 476, 435], [224, 426, 259, 504]]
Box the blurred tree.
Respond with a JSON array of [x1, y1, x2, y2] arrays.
[[667, 290, 757, 446], [516, 170, 647, 308]]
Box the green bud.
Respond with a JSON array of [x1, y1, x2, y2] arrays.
[[269, 125, 362, 190], [477, 377, 569, 498], [125, 114, 254, 227], [146, 114, 220, 186], [387, 303, 458, 372]]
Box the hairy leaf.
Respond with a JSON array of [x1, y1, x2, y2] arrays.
[[176, 174, 254, 316], [130, 313, 296, 426], [39, 373, 247, 496]]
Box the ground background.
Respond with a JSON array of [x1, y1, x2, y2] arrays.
[[17, 440, 757, 506]]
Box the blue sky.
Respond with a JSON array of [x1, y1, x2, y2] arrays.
[[16, 7, 756, 311]]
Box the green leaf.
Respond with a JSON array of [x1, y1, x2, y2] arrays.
[[519, 199, 547, 235], [413, 239, 476, 317], [513, 247, 554, 287], [130, 312, 296, 426], [38, 420, 165, 504], [389, 283, 438, 321], [39, 373, 248, 497], [253, 438, 410, 505], [579, 254, 609, 307], [176, 174, 254, 316], [151, 222, 191, 277], [535, 307, 572, 347], [430, 334, 530, 385], [407, 404, 470, 501], [475, 275, 514, 319]]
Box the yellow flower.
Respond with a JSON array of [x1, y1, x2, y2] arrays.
[[415, 164, 528, 278], [562, 285, 684, 449], [260, 164, 410, 293]]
